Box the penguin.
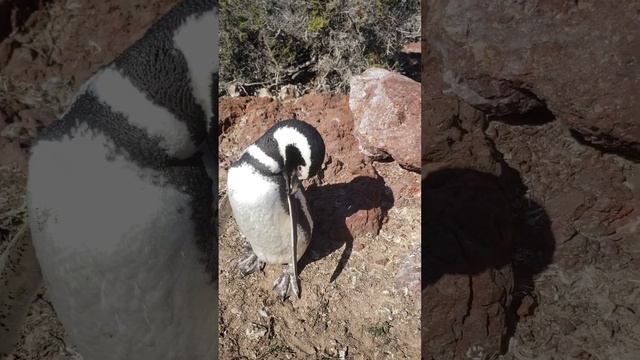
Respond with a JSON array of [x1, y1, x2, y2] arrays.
[[226, 119, 325, 300], [25, 1, 218, 359]]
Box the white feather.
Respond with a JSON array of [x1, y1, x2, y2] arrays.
[[90, 68, 197, 159], [227, 163, 310, 264], [246, 145, 281, 173], [27, 123, 217, 360], [173, 10, 218, 128]]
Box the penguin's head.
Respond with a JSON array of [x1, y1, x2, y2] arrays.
[[272, 119, 325, 180]]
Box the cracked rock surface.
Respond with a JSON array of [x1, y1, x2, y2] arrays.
[[423, 1, 640, 359], [426, 0, 640, 160]]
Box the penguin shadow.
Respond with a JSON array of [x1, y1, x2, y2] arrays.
[[422, 168, 555, 349], [300, 175, 394, 283]]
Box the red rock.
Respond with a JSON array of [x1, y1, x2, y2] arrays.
[[345, 207, 383, 237], [401, 42, 421, 54], [349, 68, 421, 171], [373, 161, 420, 207], [427, 1, 640, 159], [517, 295, 537, 318], [424, 2, 640, 357]]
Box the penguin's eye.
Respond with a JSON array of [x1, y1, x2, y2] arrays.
[[297, 165, 303, 172]]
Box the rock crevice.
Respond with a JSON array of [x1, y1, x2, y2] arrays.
[[423, 2, 640, 358]]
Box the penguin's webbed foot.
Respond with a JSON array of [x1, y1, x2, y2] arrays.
[[272, 266, 300, 301], [237, 252, 265, 276]]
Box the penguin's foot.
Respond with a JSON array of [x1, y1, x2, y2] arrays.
[[272, 266, 300, 300], [237, 252, 265, 276]]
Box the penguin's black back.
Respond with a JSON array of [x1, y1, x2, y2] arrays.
[[114, 0, 217, 145], [39, 0, 218, 169]]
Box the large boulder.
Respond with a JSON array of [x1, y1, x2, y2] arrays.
[[423, 2, 640, 358], [426, 1, 640, 160], [349, 68, 421, 171]]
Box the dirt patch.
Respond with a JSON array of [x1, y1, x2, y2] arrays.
[[218, 95, 421, 359]]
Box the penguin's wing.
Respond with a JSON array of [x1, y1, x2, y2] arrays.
[[217, 193, 233, 231]]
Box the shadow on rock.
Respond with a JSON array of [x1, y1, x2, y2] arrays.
[[302, 175, 394, 282], [422, 167, 555, 353], [396, 50, 421, 83]]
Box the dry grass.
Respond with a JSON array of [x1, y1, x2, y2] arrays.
[[0, 0, 84, 117], [0, 166, 27, 250], [0, 74, 74, 116], [219, 0, 420, 95]]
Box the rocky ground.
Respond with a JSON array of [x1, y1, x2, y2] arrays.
[[422, 1, 640, 359]]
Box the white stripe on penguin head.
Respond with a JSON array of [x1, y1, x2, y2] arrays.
[[173, 9, 218, 125], [273, 126, 312, 179], [246, 144, 281, 173]]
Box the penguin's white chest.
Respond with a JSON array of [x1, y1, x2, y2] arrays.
[[227, 164, 310, 264], [27, 125, 216, 360]]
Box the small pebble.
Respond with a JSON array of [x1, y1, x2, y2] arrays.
[[245, 323, 268, 340]]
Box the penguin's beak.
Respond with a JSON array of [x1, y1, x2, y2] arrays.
[[286, 167, 302, 194]]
